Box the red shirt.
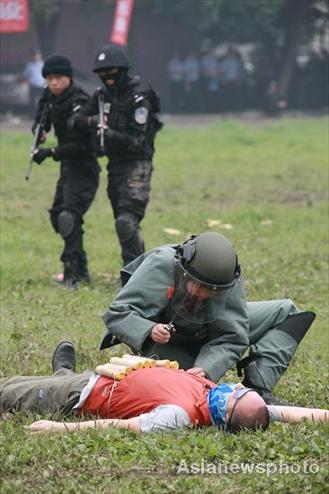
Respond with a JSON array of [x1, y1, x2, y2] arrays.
[[79, 367, 216, 426]]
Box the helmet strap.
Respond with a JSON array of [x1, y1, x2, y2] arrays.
[[176, 235, 198, 265]]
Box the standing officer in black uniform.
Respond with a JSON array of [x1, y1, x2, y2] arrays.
[[31, 55, 100, 286], [69, 44, 162, 265]]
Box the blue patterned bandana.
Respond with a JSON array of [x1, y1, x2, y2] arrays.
[[208, 383, 237, 426]]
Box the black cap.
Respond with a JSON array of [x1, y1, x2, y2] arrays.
[[42, 55, 73, 78]]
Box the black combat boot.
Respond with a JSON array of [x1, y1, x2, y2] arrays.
[[77, 258, 90, 284], [56, 258, 90, 287], [52, 341, 76, 373], [63, 258, 81, 287]]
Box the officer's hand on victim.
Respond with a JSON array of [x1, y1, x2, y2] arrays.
[[186, 367, 206, 378], [32, 148, 54, 164], [151, 323, 175, 344]]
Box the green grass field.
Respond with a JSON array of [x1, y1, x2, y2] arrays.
[[1, 116, 328, 493]]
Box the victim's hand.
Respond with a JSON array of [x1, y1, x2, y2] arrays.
[[24, 420, 64, 433], [150, 323, 175, 344]]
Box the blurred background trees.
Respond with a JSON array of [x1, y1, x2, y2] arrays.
[[152, 0, 328, 101], [1, 0, 328, 114]]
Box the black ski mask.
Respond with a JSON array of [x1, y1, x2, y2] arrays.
[[98, 68, 129, 96]]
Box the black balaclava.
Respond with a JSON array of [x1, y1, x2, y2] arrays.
[[99, 68, 129, 96]]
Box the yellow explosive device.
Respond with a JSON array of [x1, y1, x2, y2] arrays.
[[95, 354, 179, 380]]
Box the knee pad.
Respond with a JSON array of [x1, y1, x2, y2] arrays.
[[277, 311, 316, 343], [115, 214, 137, 244], [58, 210, 77, 239]]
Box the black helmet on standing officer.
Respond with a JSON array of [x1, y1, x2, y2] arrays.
[[93, 44, 130, 92]]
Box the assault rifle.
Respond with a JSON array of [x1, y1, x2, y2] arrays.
[[98, 93, 105, 153], [25, 104, 49, 181], [97, 93, 111, 155]]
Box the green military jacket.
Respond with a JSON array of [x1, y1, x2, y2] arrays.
[[101, 245, 250, 382]]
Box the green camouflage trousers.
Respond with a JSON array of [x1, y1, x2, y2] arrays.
[[0, 369, 92, 415]]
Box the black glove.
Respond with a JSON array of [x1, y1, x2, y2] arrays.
[[89, 115, 99, 128], [32, 148, 54, 164], [104, 128, 116, 144]]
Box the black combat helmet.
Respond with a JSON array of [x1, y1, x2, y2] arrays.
[[93, 44, 130, 73], [171, 232, 241, 323]]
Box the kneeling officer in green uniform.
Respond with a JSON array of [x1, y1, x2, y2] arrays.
[[101, 232, 315, 405]]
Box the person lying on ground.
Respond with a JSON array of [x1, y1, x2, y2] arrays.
[[1, 342, 327, 434]]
